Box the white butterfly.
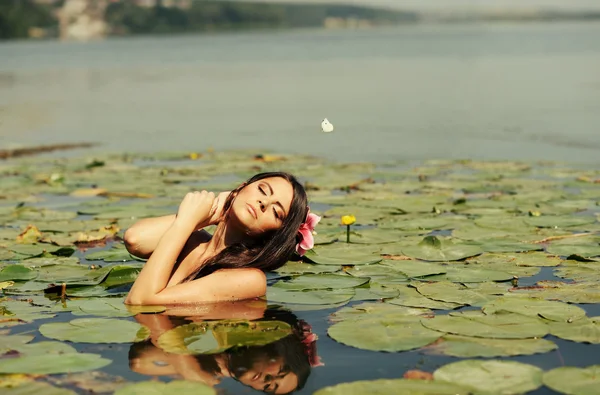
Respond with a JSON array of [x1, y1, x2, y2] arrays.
[[321, 118, 334, 133]]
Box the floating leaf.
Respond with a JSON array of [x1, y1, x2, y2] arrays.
[[421, 311, 549, 339], [266, 287, 354, 305], [543, 365, 600, 395], [304, 250, 381, 266], [548, 316, 600, 344], [0, 265, 37, 282], [158, 320, 292, 355], [3, 381, 78, 395], [402, 236, 483, 262], [272, 274, 368, 291], [387, 285, 463, 310], [424, 334, 557, 357], [525, 216, 596, 228], [114, 380, 215, 395], [328, 316, 441, 352], [313, 379, 470, 395], [275, 261, 340, 275], [39, 318, 149, 343], [0, 353, 110, 374], [434, 360, 543, 395], [482, 296, 587, 322], [416, 282, 497, 306]]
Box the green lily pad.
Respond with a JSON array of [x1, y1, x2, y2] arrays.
[[3, 382, 78, 395], [0, 265, 37, 282], [380, 260, 447, 279], [266, 287, 354, 305], [402, 236, 483, 262], [303, 250, 382, 266], [386, 285, 463, 310], [157, 320, 292, 355], [525, 215, 596, 228], [416, 282, 497, 306], [10, 341, 78, 356], [0, 352, 111, 374], [115, 381, 215, 395], [85, 245, 135, 262], [482, 296, 587, 322], [546, 243, 600, 259], [427, 266, 514, 283], [328, 316, 441, 352], [275, 261, 340, 275], [313, 379, 470, 395], [39, 318, 150, 343], [548, 316, 600, 344], [421, 311, 549, 339], [70, 298, 135, 317], [272, 274, 369, 291], [434, 360, 543, 395], [543, 365, 600, 395], [351, 284, 401, 301], [424, 334, 557, 357], [513, 281, 600, 304], [330, 302, 432, 323]]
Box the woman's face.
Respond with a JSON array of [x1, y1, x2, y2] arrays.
[[230, 177, 294, 235], [235, 356, 298, 394]]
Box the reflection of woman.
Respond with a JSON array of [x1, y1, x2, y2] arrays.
[[124, 172, 320, 305], [129, 305, 320, 394]]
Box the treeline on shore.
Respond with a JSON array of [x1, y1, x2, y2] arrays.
[[0, 0, 417, 40]]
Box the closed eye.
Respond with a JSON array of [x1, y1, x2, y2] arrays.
[[259, 185, 266, 195], [273, 208, 280, 220]]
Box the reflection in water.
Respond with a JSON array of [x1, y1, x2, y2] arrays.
[[129, 301, 320, 394]]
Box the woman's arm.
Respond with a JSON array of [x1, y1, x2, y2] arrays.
[[124, 214, 177, 259], [126, 268, 266, 305], [125, 191, 216, 305], [124, 192, 229, 259]]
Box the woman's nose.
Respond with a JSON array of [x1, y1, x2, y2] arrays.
[[259, 200, 266, 212]]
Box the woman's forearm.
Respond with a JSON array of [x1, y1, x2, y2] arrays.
[[125, 220, 195, 305], [124, 214, 177, 258]]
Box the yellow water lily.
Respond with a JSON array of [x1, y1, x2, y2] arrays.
[[341, 215, 356, 243], [341, 215, 356, 226]]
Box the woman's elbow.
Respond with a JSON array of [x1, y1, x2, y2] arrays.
[[124, 227, 145, 257]]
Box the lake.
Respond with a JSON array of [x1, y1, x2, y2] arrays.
[[1, 22, 600, 163]]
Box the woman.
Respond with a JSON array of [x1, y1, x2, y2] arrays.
[[124, 172, 319, 305], [129, 305, 319, 394]]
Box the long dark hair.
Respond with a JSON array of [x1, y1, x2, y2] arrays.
[[185, 172, 308, 281]]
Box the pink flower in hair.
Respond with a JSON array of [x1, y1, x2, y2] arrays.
[[295, 209, 321, 256]]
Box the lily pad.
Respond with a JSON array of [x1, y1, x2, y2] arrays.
[[272, 274, 369, 291], [543, 365, 600, 395], [0, 265, 37, 282], [421, 311, 549, 339], [402, 236, 483, 262], [424, 334, 557, 357], [3, 382, 78, 395], [525, 215, 596, 228], [548, 316, 600, 344], [39, 318, 150, 343], [387, 285, 463, 310], [266, 287, 354, 305], [482, 296, 587, 322], [158, 320, 292, 355], [434, 360, 543, 395], [0, 353, 111, 374], [313, 379, 470, 395], [303, 250, 382, 266], [114, 380, 215, 395], [416, 282, 497, 306], [546, 243, 600, 259], [275, 261, 340, 275], [328, 316, 442, 352]]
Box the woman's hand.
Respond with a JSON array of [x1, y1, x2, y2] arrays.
[[206, 191, 229, 226], [176, 191, 216, 230]]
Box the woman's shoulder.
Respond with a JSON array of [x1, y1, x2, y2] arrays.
[[212, 268, 267, 296]]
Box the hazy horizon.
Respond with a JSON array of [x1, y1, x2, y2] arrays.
[[234, 0, 600, 12]]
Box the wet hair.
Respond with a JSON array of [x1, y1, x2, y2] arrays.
[[184, 172, 308, 281]]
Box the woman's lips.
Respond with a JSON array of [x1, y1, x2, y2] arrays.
[[246, 203, 257, 219], [252, 372, 261, 381]]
